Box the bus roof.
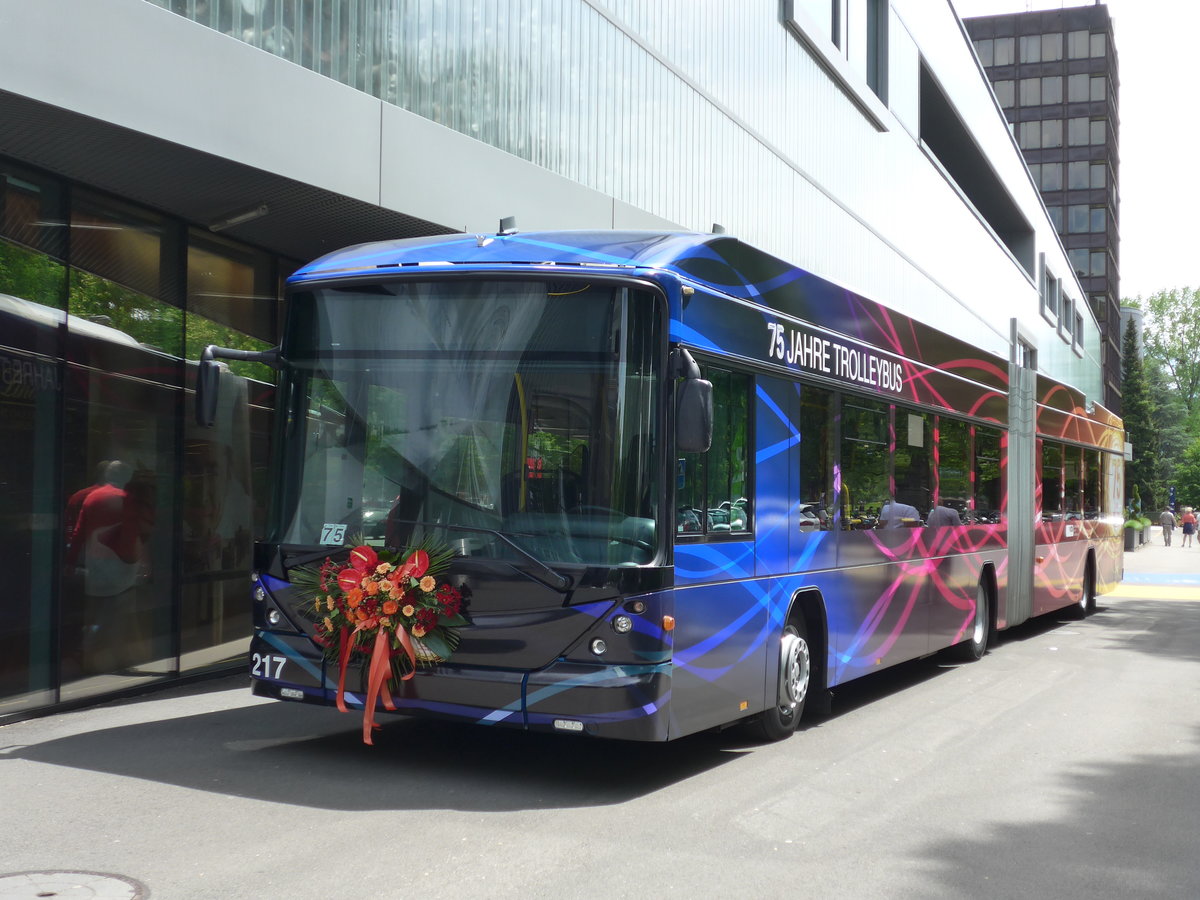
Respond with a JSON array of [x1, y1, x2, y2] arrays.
[[289, 230, 737, 284]]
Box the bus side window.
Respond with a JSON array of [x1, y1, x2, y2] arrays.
[[676, 366, 752, 537]]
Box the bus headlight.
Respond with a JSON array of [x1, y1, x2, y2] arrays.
[[611, 615, 633, 634]]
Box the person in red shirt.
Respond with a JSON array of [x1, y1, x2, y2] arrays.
[[1180, 507, 1197, 548]]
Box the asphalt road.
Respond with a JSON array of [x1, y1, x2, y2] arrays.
[[2, 580, 1198, 899]]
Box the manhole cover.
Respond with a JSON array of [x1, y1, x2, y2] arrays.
[[0, 872, 147, 899]]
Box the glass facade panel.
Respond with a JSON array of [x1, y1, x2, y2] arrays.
[[1091, 163, 1106, 189], [1019, 35, 1041, 64], [1090, 208, 1106, 233], [1090, 251, 1106, 276], [1090, 119, 1107, 145], [1068, 74, 1089, 103], [1090, 33, 1106, 58], [0, 153, 284, 716], [1090, 76, 1106, 102], [994, 36, 1015, 65], [1041, 118, 1062, 149], [1040, 162, 1062, 191], [1041, 32, 1062, 62], [1042, 76, 1062, 104], [974, 39, 994, 67], [1068, 205, 1088, 234], [1067, 160, 1090, 190], [1019, 78, 1041, 106], [1067, 30, 1089, 59], [1048, 206, 1064, 232], [1019, 121, 1041, 150], [1067, 117, 1089, 146], [994, 80, 1014, 108]]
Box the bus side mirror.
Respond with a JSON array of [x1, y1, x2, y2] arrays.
[[195, 344, 280, 426], [672, 347, 712, 453]]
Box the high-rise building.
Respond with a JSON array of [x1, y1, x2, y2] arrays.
[[965, 3, 1121, 412]]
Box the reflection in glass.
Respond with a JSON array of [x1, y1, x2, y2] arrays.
[[278, 280, 661, 566], [799, 384, 834, 531], [1042, 441, 1064, 520], [935, 417, 970, 526], [974, 426, 1002, 524], [841, 398, 888, 529]]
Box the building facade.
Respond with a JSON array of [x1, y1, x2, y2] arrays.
[[0, 0, 1108, 719], [964, 3, 1121, 412]]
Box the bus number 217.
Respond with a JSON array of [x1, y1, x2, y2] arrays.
[[251, 653, 286, 680]]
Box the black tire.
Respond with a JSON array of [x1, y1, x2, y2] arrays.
[[949, 581, 990, 662], [1071, 563, 1096, 618], [750, 618, 810, 741]]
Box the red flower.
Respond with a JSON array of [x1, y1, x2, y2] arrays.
[[415, 607, 440, 632], [336, 568, 362, 592], [349, 545, 379, 572]]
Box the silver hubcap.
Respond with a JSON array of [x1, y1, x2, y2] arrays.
[[779, 629, 811, 711], [972, 587, 987, 645]]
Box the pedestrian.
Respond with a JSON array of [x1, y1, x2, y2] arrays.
[[1181, 507, 1197, 548], [1160, 507, 1177, 546]]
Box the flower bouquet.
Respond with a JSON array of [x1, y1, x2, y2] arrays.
[[295, 539, 467, 744]]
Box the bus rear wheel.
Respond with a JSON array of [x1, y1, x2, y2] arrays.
[[1071, 563, 1096, 618], [751, 619, 810, 741], [949, 581, 990, 662]]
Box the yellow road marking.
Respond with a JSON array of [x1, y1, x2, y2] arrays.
[[1105, 585, 1200, 601]]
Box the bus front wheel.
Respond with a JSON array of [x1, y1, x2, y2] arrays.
[[751, 619, 810, 741]]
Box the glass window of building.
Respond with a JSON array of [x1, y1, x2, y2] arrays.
[[1090, 76, 1107, 102], [1041, 118, 1063, 148], [975, 39, 994, 67], [1068, 74, 1089, 103], [1042, 76, 1062, 104], [1067, 160, 1090, 189], [1090, 208, 1106, 233], [1090, 251, 1107, 276], [1068, 205, 1089, 234], [1040, 162, 1063, 191], [1067, 117, 1089, 146], [1020, 34, 1041, 63], [1090, 32, 1106, 58], [1019, 120, 1041, 150], [1091, 163, 1106, 189], [1068, 248, 1089, 277], [1067, 30, 1090, 59], [994, 79, 1015, 107], [994, 36, 1015, 65], [1041, 32, 1063, 62], [1090, 119, 1106, 145], [0, 164, 68, 712], [1048, 206, 1064, 232], [1019, 78, 1041, 106]]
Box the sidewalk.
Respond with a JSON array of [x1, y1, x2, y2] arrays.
[[1113, 525, 1200, 600]]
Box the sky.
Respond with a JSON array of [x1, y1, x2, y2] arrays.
[[951, 0, 1200, 300]]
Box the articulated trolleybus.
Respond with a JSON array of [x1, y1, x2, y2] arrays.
[[198, 230, 1124, 742]]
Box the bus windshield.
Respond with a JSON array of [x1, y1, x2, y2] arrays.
[[273, 278, 662, 567]]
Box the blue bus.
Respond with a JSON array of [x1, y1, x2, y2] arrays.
[[199, 230, 1125, 742]]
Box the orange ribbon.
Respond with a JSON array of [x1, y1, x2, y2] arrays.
[[359, 627, 418, 746]]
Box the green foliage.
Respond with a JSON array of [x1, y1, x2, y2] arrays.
[[0, 239, 66, 306], [1121, 317, 1163, 510], [1142, 287, 1200, 418], [1173, 437, 1200, 510]]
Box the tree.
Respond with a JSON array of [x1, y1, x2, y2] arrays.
[[1142, 287, 1200, 421], [1173, 437, 1200, 510], [1121, 316, 1163, 510]]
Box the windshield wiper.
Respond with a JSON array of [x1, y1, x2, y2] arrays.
[[385, 518, 572, 592]]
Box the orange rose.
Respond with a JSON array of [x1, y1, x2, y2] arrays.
[[364, 580, 381, 596], [382, 600, 399, 615], [419, 576, 436, 592], [401, 604, 415, 617]]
